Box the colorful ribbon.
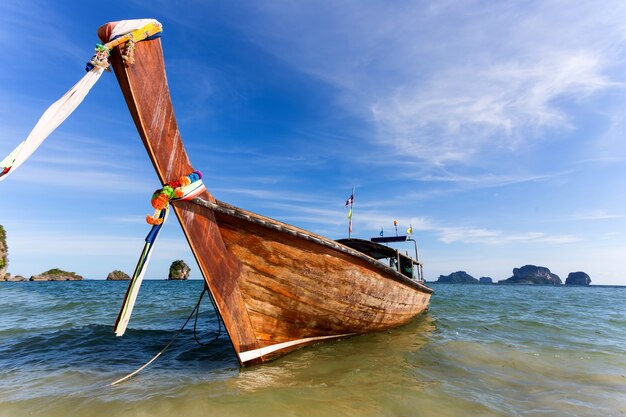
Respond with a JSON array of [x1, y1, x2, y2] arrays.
[[113, 171, 205, 336]]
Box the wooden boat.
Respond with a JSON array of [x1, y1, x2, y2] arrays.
[[104, 23, 433, 366]]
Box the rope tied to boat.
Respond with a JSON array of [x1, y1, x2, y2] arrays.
[[86, 20, 162, 71], [122, 38, 136, 65], [146, 170, 204, 224], [88, 44, 112, 71], [111, 285, 224, 386]]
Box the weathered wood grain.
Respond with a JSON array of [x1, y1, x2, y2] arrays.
[[213, 205, 431, 361]]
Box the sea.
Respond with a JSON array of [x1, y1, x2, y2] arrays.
[[0, 281, 624, 417]]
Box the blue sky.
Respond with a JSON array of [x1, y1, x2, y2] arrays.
[[1, 1, 626, 284]]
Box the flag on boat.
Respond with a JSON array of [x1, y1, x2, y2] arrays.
[[380, 227, 384, 236], [345, 192, 354, 207], [345, 187, 355, 237], [347, 206, 353, 235], [407, 225, 413, 235]]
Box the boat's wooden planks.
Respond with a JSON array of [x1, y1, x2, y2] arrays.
[[108, 38, 261, 361], [196, 198, 432, 294], [214, 209, 431, 357]]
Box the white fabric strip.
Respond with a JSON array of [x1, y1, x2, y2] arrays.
[[114, 207, 170, 336], [238, 333, 356, 363], [0, 68, 104, 182], [0, 18, 161, 183], [109, 19, 160, 40], [114, 243, 153, 336]]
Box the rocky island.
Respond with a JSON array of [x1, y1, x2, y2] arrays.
[[30, 269, 84, 281], [168, 260, 190, 280], [436, 271, 478, 284], [565, 271, 591, 286], [479, 277, 493, 284], [499, 265, 562, 285], [2, 274, 27, 282], [107, 270, 130, 281]]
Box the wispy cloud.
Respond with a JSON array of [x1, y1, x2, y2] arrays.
[[239, 1, 626, 168], [7, 164, 152, 193], [0, 2, 85, 63], [263, 200, 578, 246], [438, 227, 579, 245], [570, 210, 626, 221], [372, 51, 617, 164], [211, 187, 336, 205], [1, 132, 155, 192], [411, 169, 573, 191]]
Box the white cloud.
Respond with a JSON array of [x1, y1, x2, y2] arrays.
[[257, 200, 578, 247], [242, 1, 626, 168], [571, 210, 626, 221], [0, 2, 84, 63], [211, 187, 332, 204], [372, 51, 617, 164], [437, 226, 579, 245]]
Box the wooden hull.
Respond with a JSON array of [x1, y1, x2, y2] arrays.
[[109, 37, 432, 366], [202, 199, 431, 363]]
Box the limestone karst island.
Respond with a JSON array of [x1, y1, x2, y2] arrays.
[[435, 265, 591, 286]]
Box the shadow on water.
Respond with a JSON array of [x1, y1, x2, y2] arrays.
[[0, 324, 237, 373], [0, 299, 241, 404]]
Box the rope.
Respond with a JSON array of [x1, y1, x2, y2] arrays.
[[111, 286, 219, 386], [193, 287, 223, 346]]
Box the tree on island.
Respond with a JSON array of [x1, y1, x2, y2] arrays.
[[168, 260, 190, 280], [0, 225, 7, 280]]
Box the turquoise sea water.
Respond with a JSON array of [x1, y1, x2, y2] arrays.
[[0, 281, 624, 417]]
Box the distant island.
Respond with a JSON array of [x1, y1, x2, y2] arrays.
[[436, 271, 478, 284], [30, 268, 83, 281], [435, 271, 495, 284], [168, 260, 190, 280], [565, 271, 591, 286], [499, 265, 562, 285], [107, 270, 130, 281], [1, 274, 26, 282], [432, 265, 592, 286]]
